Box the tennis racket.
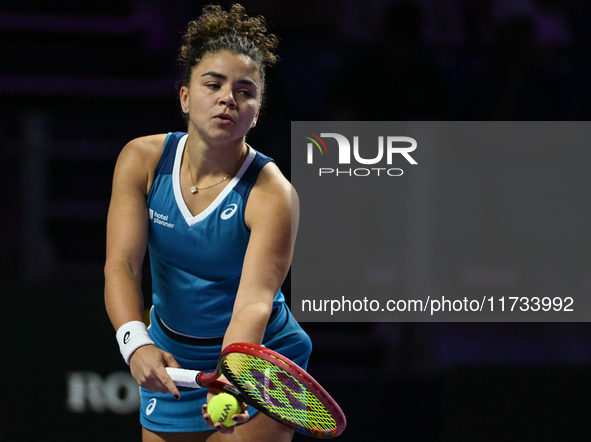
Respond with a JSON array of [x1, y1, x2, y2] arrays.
[[166, 342, 346, 438]]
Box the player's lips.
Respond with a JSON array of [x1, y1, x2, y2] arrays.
[[214, 113, 234, 122]]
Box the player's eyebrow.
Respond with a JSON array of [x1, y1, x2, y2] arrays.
[[201, 71, 259, 89]]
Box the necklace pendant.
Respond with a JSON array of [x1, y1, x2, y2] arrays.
[[190, 186, 198, 194]]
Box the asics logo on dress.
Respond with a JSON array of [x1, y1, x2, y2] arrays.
[[146, 398, 157, 415], [150, 208, 175, 228], [221, 204, 238, 220]]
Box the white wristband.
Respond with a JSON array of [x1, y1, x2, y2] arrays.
[[116, 321, 155, 365]]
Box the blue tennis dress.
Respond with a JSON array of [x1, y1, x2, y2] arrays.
[[140, 132, 312, 433]]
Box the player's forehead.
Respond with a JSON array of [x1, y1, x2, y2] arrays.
[[193, 51, 261, 86]]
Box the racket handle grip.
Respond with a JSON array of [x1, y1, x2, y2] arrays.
[[166, 367, 202, 389]]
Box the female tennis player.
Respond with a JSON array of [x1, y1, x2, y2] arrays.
[[104, 4, 311, 441]]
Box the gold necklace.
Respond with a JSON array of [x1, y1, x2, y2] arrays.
[[187, 148, 245, 194]]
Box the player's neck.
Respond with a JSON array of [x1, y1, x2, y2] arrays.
[[184, 135, 247, 179]]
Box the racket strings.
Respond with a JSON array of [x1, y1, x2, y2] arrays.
[[222, 353, 338, 436]]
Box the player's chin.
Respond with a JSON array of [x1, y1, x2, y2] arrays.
[[209, 123, 250, 140]]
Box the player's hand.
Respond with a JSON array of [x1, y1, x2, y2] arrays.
[[129, 344, 182, 399], [202, 390, 249, 434]]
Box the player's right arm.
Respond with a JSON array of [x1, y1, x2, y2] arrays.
[[104, 134, 180, 398]]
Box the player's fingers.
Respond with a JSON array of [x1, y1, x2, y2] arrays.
[[240, 401, 248, 413], [163, 352, 182, 369], [156, 367, 181, 400], [202, 405, 216, 429], [232, 404, 249, 424], [129, 346, 178, 394], [201, 404, 236, 433], [131, 370, 169, 393], [213, 423, 235, 434]]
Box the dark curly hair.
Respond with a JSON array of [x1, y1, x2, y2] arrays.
[[179, 4, 278, 95]]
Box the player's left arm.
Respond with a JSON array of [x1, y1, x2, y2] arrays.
[[205, 162, 297, 433], [222, 161, 299, 348]]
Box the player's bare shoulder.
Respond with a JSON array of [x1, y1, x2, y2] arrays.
[[118, 134, 167, 167], [115, 134, 168, 195], [252, 160, 292, 203], [245, 159, 295, 229]]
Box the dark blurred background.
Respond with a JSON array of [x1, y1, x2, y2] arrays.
[[1, 0, 591, 440]]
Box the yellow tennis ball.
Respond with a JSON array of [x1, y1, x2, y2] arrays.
[[207, 393, 241, 427]]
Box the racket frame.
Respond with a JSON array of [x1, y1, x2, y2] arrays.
[[218, 342, 346, 438]]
